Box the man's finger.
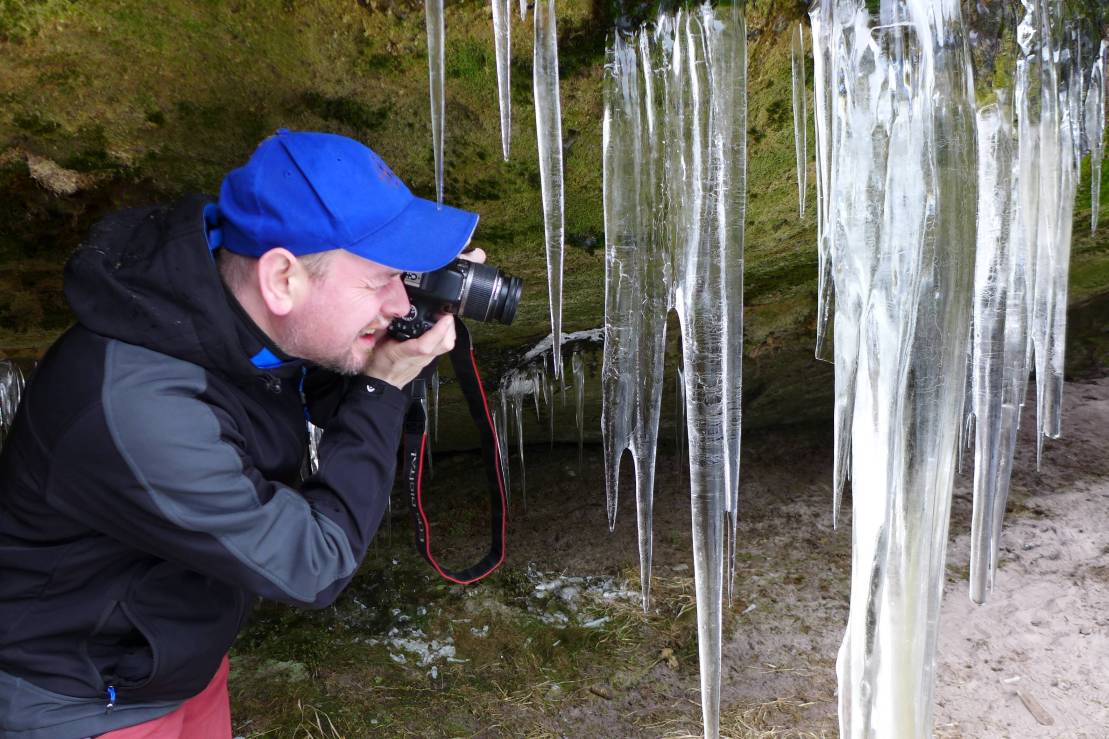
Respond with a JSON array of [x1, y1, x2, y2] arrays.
[[458, 247, 487, 264]]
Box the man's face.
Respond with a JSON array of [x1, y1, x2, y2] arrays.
[[278, 250, 411, 375]]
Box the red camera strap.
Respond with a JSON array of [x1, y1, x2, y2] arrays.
[[402, 318, 507, 584]]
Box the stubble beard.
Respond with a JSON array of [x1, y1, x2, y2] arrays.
[[279, 317, 367, 376]]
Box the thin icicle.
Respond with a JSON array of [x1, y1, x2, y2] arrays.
[[425, 0, 446, 205], [1088, 41, 1106, 233], [533, 0, 565, 379], [518, 0, 527, 21], [430, 369, 440, 441], [491, 0, 513, 161], [791, 22, 808, 219], [810, 7, 835, 365], [572, 350, 585, 469]]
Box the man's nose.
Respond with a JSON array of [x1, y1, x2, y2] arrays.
[[382, 278, 411, 318]]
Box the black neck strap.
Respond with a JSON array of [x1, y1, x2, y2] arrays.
[[402, 318, 507, 584]]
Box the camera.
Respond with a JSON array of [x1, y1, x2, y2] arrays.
[[388, 258, 523, 340]]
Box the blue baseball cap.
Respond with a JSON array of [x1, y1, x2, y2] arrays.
[[216, 129, 478, 272]]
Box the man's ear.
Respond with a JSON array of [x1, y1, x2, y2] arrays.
[[256, 248, 308, 317]]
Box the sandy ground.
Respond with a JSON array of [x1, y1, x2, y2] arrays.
[[482, 373, 1109, 737], [935, 375, 1109, 738]]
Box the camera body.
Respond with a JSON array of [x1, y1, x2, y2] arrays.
[[388, 258, 522, 341]]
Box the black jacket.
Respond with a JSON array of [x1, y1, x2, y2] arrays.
[[0, 195, 406, 738]]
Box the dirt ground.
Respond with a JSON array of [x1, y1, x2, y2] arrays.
[[459, 373, 1109, 737]]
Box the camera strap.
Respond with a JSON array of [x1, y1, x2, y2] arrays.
[[402, 318, 507, 584]]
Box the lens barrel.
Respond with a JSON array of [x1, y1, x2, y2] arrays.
[[458, 262, 522, 326]]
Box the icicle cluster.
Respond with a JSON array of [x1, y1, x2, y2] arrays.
[[966, 1, 1107, 605], [602, 5, 746, 737], [808, 0, 1105, 734], [810, 1, 979, 736], [0, 360, 26, 446], [492, 330, 601, 507]]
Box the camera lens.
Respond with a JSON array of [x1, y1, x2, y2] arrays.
[[458, 263, 522, 326]]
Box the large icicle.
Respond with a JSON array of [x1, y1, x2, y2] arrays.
[[968, 97, 1028, 605], [812, 1, 979, 736], [491, 0, 513, 161], [791, 22, 808, 219], [1029, 0, 1080, 464], [425, 0, 446, 204], [533, 0, 565, 379], [601, 30, 670, 610], [601, 5, 746, 734]]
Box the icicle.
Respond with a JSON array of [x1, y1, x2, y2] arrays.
[[491, 0, 513, 161], [572, 349, 585, 469], [425, 0, 446, 205], [0, 361, 25, 443], [810, 6, 834, 364], [1030, 0, 1079, 465], [812, 2, 979, 736], [518, 0, 526, 21], [533, 0, 565, 379], [601, 21, 672, 617], [969, 96, 1028, 605], [1088, 41, 1106, 233], [496, 392, 512, 501], [791, 22, 808, 219]]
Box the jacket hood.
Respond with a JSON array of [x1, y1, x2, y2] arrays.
[[64, 194, 299, 382]]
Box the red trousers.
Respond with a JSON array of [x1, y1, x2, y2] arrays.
[[98, 656, 231, 739]]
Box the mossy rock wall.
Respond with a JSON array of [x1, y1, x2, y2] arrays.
[[2, 1, 1107, 447]]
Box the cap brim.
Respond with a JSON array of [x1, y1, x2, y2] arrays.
[[346, 197, 479, 272]]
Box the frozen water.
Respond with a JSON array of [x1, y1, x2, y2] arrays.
[[602, 4, 746, 735], [811, 2, 978, 736], [810, 8, 835, 364], [430, 369, 440, 441], [0, 361, 26, 445], [491, 0, 513, 161], [969, 98, 1028, 605], [791, 22, 808, 219], [601, 31, 669, 620], [424, 0, 446, 205], [1087, 41, 1106, 233], [572, 349, 585, 469], [532, 0, 565, 379]]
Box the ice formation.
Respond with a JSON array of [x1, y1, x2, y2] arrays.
[[603, 5, 746, 736], [1088, 42, 1106, 233], [807, 0, 1105, 734], [965, 1, 1106, 604], [491, 0, 513, 161], [791, 22, 808, 219], [424, 0, 446, 204], [532, 0, 566, 379], [492, 330, 602, 507], [810, 1, 978, 735], [0, 360, 26, 446]]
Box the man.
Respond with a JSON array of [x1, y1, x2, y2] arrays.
[[0, 130, 483, 738]]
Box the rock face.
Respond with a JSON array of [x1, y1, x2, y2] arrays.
[[1, 1, 1106, 440]]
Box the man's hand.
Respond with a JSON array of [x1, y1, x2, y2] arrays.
[[362, 313, 456, 389], [360, 247, 486, 389]]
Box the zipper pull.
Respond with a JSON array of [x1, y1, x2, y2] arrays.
[[105, 684, 117, 712]]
